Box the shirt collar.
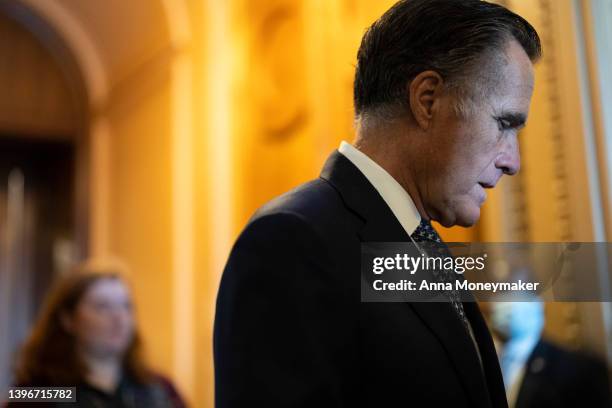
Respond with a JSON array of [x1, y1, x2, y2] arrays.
[[338, 140, 421, 235]]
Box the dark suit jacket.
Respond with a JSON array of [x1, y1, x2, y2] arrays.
[[515, 339, 612, 408], [214, 151, 508, 407]]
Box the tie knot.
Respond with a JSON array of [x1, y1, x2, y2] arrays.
[[411, 219, 442, 243]]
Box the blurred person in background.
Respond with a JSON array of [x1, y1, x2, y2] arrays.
[[486, 301, 611, 408], [8, 259, 185, 408]]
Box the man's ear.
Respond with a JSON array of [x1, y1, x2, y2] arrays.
[[408, 70, 443, 130]]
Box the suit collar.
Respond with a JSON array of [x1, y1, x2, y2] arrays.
[[320, 150, 385, 221], [320, 150, 408, 242], [338, 141, 421, 235]]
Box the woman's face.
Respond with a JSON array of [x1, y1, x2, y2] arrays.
[[68, 278, 135, 358]]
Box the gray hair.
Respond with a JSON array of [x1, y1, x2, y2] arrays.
[[353, 0, 541, 125]]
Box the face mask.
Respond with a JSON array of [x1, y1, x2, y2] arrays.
[[490, 301, 544, 340]]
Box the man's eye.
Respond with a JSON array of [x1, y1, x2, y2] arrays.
[[497, 118, 512, 130]]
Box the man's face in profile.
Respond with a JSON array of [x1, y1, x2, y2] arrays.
[[422, 40, 535, 227]]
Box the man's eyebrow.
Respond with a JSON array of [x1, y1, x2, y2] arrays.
[[499, 112, 528, 128]]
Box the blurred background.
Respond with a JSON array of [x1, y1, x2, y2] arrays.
[[0, 0, 610, 406]]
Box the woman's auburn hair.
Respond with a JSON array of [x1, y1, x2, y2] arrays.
[[14, 259, 153, 386]]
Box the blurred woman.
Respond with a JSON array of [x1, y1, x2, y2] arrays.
[[11, 259, 185, 407]]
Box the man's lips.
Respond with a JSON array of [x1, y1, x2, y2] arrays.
[[478, 177, 500, 189]]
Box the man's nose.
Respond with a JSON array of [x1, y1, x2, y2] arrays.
[[495, 135, 521, 175]]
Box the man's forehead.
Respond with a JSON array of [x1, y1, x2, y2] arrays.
[[491, 56, 534, 115], [502, 40, 535, 90], [494, 94, 531, 116]]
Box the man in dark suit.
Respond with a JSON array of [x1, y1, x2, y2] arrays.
[[214, 1, 542, 406], [486, 301, 612, 408], [514, 339, 611, 408]]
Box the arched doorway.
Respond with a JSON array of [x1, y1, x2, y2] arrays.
[[0, 0, 200, 404], [0, 3, 89, 392]]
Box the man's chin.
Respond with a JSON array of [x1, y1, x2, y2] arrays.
[[456, 206, 481, 227], [430, 197, 482, 228], [438, 206, 481, 228]]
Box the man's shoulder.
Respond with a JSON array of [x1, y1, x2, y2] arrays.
[[251, 177, 346, 225], [236, 177, 361, 249]]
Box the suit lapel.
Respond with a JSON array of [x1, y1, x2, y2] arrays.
[[464, 301, 510, 407], [321, 150, 496, 408]]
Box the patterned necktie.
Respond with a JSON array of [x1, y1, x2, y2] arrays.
[[410, 219, 469, 330]]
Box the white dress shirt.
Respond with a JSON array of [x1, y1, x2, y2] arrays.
[[338, 140, 421, 235]]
